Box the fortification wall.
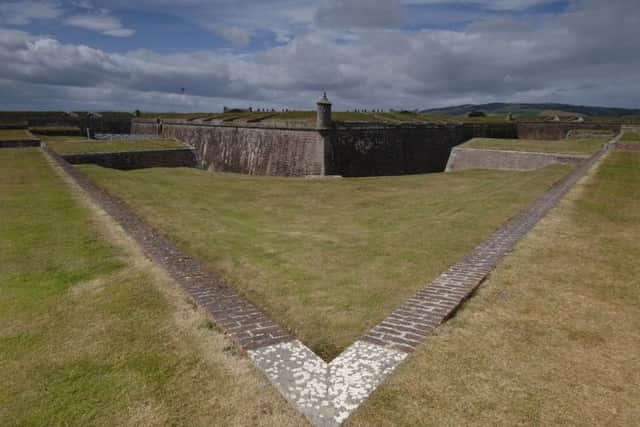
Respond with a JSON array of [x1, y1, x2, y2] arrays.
[[131, 119, 161, 135], [159, 122, 325, 176], [325, 123, 517, 177], [0, 140, 41, 148], [61, 149, 196, 170], [445, 147, 589, 172], [517, 122, 621, 140]]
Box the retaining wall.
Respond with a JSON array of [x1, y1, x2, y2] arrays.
[[131, 119, 161, 135], [445, 147, 589, 172], [133, 118, 517, 177], [158, 122, 325, 176], [517, 122, 621, 140], [130, 118, 628, 176], [326, 123, 517, 176], [61, 149, 196, 170], [0, 140, 41, 148]]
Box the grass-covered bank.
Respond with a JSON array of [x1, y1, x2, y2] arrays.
[[42, 135, 187, 154], [79, 164, 572, 359], [463, 137, 607, 155], [0, 149, 304, 426], [349, 150, 640, 425]]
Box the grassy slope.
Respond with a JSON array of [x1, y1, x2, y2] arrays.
[[350, 150, 640, 426], [43, 136, 187, 154], [0, 149, 304, 426], [463, 137, 607, 155], [79, 165, 571, 359], [0, 129, 31, 140]]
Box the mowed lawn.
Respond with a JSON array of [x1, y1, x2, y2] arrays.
[[463, 137, 607, 155], [350, 150, 640, 426], [42, 136, 187, 154], [79, 164, 571, 359], [0, 149, 305, 426]]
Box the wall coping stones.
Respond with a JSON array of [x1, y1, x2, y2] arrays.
[[133, 118, 519, 132], [42, 133, 617, 426]]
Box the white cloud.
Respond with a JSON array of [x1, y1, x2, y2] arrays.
[[0, 0, 639, 111], [0, 0, 63, 25], [65, 12, 135, 37]]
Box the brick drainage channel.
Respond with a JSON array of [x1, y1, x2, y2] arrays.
[[41, 138, 615, 427]]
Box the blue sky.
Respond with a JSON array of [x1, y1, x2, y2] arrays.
[[0, 0, 638, 111]]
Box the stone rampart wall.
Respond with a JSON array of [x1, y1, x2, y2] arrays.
[[131, 119, 161, 135], [445, 147, 589, 172], [61, 149, 196, 170], [0, 140, 41, 148], [325, 123, 517, 177], [158, 122, 325, 176]]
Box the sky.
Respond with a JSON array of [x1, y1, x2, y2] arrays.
[[0, 0, 638, 112]]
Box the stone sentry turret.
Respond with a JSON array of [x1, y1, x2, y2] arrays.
[[316, 92, 333, 129]]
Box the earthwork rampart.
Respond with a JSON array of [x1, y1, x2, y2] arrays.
[[132, 118, 519, 177], [516, 122, 621, 140]]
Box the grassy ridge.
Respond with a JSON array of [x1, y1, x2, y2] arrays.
[[463, 138, 608, 155], [79, 164, 571, 359], [350, 150, 640, 425], [42, 136, 187, 154]]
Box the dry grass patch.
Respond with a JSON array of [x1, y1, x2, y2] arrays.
[[349, 150, 640, 426]]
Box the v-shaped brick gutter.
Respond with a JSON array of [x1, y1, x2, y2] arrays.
[[42, 138, 615, 426]]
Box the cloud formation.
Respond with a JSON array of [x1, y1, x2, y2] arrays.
[[0, 0, 638, 111], [0, 0, 63, 25], [65, 13, 135, 37]]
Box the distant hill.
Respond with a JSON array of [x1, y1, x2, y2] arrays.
[[421, 103, 640, 117]]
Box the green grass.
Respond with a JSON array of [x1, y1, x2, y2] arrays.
[[79, 164, 572, 359], [43, 136, 187, 154], [350, 150, 640, 426], [0, 148, 304, 426], [0, 129, 32, 141], [463, 138, 607, 155], [621, 133, 640, 142]]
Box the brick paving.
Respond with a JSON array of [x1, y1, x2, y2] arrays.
[[364, 142, 612, 352], [43, 145, 293, 351]]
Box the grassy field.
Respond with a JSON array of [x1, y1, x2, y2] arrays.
[[79, 164, 571, 359], [463, 138, 607, 155], [0, 148, 305, 426], [42, 136, 187, 154], [349, 150, 640, 426], [0, 129, 32, 141], [621, 133, 640, 142]]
